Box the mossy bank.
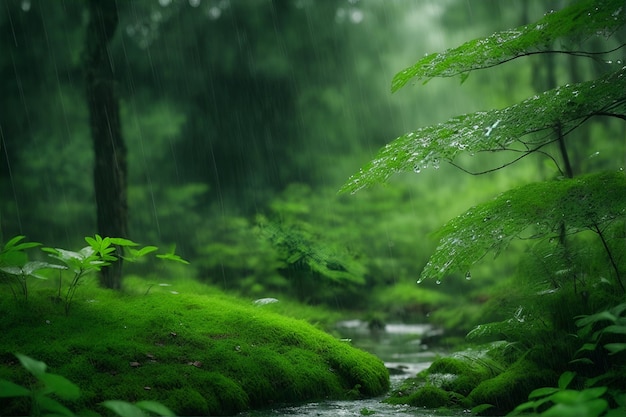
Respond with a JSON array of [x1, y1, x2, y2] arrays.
[[0, 278, 389, 416]]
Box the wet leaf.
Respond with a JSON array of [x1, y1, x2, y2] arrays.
[[420, 171, 626, 282], [343, 68, 626, 193], [392, 0, 626, 90], [0, 380, 30, 397]]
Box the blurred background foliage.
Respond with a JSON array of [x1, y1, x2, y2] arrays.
[[1, 0, 623, 331]]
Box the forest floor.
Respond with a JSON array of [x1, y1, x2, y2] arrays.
[[0, 276, 389, 416]]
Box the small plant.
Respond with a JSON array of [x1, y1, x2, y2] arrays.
[[0, 234, 189, 314], [0, 353, 175, 417], [0, 236, 64, 302], [508, 371, 609, 417], [508, 303, 626, 416], [573, 301, 626, 360]]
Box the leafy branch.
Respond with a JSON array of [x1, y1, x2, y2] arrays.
[[391, 0, 625, 91], [419, 171, 626, 286], [341, 68, 626, 194]]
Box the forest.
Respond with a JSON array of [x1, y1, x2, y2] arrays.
[[1, 0, 625, 416]]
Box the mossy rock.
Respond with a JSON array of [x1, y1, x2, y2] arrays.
[[426, 356, 493, 396], [467, 359, 557, 415], [0, 278, 389, 415], [405, 385, 450, 408]]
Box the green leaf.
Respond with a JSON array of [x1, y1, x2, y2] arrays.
[[0, 266, 24, 276], [604, 343, 626, 354], [558, 371, 576, 390], [22, 261, 66, 276], [2, 235, 27, 250], [576, 311, 618, 327], [128, 246, 159, 259], [16, 353, 47, 377], [472, 404, 495, 415], [342, 68, 626, 193], [419, 171, 626, 282], [109, 237, 140, 247], [0, 250, 28, 268], [391, 0, 626, 91], [551, 387, 607, 405], [135, 400, 176, 416], [542, 399, 608, 417], [574, 343, 598, 356], [156, 253, 190, 265], [1, 235, 41, 252], [529, 386, 560, 399], [39, 373, 80, 400], [36, 394, 76, 416], [602, 324, 626, 336], [84, 236, 98, 248], [0, 379, 30, 397], [101, 400, 148, 417]]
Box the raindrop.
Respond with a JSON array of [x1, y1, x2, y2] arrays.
[[189, 0, 201, 7], [435, 279, 442, 285], [465, 271, 472, 280], [208, 6, 221, 19], [21, 0, 31, 11], [416, 278, 424, 284], [589, 151, 600, 159], [349, 9, 364, 24], [413, 166, 421, 173]]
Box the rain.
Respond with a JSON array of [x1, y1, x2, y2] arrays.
[[1, 1, 625, 416]]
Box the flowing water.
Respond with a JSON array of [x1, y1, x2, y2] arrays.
[[238, 320, 468, 417]]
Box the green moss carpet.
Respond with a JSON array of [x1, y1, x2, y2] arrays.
[[0, 278, 389, 416]]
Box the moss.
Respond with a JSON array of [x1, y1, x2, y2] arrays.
[[165, 388, 209, 417], [426, 356, 493, 396], [467, 359, 557, 415], [0, 277, 389, 416], [406, 385, 450, 408]]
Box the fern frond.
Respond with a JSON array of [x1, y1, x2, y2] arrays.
[[392, 0, 626, 91], [420, 171, 626, 283]]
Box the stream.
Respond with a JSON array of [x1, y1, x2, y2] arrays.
[[238, 320, 468, 417]]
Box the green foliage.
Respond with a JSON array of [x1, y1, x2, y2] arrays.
[[257, 218, 366, 286], [0, 236, 65, 301], [102, 400, 175, 417], [344, 67, 626, 194], [0, 353, 174, 417], [573, 301, 626, 362], [509, 372, 609, 417], [391, 0, 625, 90], [421, 171, 626, 283], [0, 278, 389, 415], [0, 353, 80, 417], [343, 0, 626, 413], [0, 235, 188, 314], [344, 0, 626, 289]]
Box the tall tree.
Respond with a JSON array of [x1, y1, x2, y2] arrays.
[[84, 0, 127, 289]]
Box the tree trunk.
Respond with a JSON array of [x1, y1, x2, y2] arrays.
[[84, 0, 127, 289]]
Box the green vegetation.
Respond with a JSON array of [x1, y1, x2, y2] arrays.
[[0, 276, 389, 416], [346, 0, 626, 414], [0, 353, 175, 417], [1, 0, 625, 415]]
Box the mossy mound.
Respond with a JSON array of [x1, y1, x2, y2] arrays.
[[467, 359, 557, 416], [0, 278, 389, 416], [385, 347, 557, 415]]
